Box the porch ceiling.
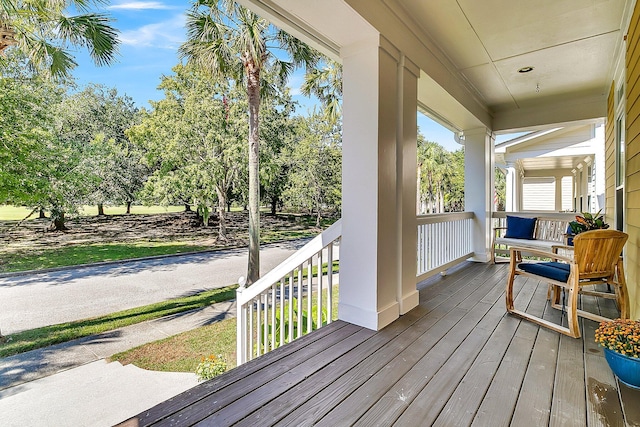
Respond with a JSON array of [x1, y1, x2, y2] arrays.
[[520, 155, 588, 171], [390, 0, 630, 132], [241, 0, 631, 133]]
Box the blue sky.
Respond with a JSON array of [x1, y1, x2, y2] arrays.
[[71, 0, 463, 152]]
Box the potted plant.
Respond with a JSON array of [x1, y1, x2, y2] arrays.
[[595, 318, 640, 389], [569, 210, 609, 234], [566, 210, 609, 245]]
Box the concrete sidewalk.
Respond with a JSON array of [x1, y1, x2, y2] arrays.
[[0, 299, 236, 390], [0, 360, 199, 427], [0, 300, 236, 426]]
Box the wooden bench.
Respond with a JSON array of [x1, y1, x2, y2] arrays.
[[491, 215, 572, 264]]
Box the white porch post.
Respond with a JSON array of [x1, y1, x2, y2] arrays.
[[397, 55, 420, 315], [464, 128, 494, 262], [339, 37, 419, 330], [555, 176, 563, 211], [505, 163, 517, 212]]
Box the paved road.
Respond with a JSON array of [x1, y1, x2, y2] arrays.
[[0, 240, 308, 334]]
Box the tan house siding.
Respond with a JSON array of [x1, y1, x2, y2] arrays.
[[605, 83, 615, 227], [625, 2, 640, 319]]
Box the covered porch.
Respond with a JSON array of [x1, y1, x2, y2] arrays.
[[119, 0, 640, 424], [120, 262, 639, 426]]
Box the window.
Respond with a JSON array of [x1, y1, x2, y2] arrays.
[[616, 117, 625, 187], [615, 80, 625, 231]]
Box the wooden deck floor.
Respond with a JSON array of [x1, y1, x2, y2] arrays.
[[120, 262, 640, 427]]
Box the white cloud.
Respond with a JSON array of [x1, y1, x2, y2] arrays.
[[120, 15, 186, 48], [108, 1, 175, 10], [287, 73, 304, 96]]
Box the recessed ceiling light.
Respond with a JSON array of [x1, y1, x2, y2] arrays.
[[518, 66, 534, 73]]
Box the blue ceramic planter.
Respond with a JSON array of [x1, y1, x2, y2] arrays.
[[604, 347, 640, 389]]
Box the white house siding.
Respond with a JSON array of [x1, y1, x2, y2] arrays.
[[522, 177, 556, 211]]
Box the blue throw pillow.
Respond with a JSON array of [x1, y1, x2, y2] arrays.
[[565, 225, 575, 246], [504, 215, 537, 239]]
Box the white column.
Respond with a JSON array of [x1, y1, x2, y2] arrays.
[[555, 175, 563, 211], [464, 128, 494, 262], [505, 164, 517, 212], [339, 37, 418, 330], [397, 55, 420, 315]]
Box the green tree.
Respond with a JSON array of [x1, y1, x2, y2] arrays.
[[0, 51, 62, 207], [56, 84, 142, 216], [0, 0, 119, 79], [284, 113, 342, 226], [0, 50, 95, 230], [180, 0, 320, 284], [260, 82, 296, 216], [446, 148, 465, 212], [417, 135, 465, 213], [494, 167, 506, 211], [128, 63, 246, 239]]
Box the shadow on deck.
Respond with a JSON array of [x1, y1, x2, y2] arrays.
[[119, 262, 639, 426]]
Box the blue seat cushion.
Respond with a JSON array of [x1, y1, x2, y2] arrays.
[[504, 216, 537, 240], [518, 261, 571, 282]]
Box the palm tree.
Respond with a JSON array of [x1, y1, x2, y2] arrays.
[[0, 0, 119, 79], [180, 0, 319, 285], [301, 60, 342, 123]]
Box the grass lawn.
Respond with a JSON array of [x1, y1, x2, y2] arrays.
[[0, 205, 186, 220], [111, 317, 238, 373], [112, 285, 339, 375], [0, 285, 237, 358], [0, 210, 335, 273], [0, 241, 212, 273]]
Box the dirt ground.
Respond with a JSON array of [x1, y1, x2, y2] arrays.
[[0, 210, 318, 253]]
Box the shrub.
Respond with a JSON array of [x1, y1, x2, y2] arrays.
[[195, 354, 227, 381]]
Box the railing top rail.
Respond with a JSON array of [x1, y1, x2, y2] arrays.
[[417, 211, 474, 225], [237, 218, 342, 305], [491, 211, 577, 220]]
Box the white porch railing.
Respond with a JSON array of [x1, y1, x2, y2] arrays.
[[236, 213, 478, 365], [416, 212, 475, 282], [236, 219, 341, 365]]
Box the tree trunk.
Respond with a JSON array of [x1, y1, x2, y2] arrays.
[[216, 186, 227, 240], [184, 204, 192, 212], [97, 203, 105, 216], [126, 201, 132, 214], [271, 197, 277, 216], [246, 62, 261, 285], [51, 212, 68, 231], [39, 208, 46, 219]]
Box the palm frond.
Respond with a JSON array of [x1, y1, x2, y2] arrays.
[[23, 36, 76, 79], [276, 30, 320, 72], [56, 14, 119, 66], [180, 9, 240, 80], [272, 59, 293, 87]]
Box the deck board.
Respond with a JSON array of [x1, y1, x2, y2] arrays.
[[119, 262, 633, 427], [581, 294, 625, 427], [470, 279, 548, 427]]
